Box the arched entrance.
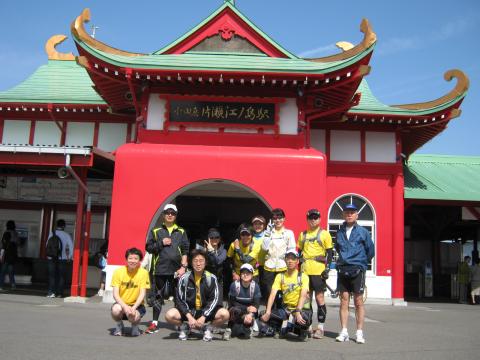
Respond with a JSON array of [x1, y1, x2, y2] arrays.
[[149, 179, 271, 248]]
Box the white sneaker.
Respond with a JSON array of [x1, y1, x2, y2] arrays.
[[336, 332, 350, 342], [252, 320, 259, 332], [355, 331, 365, 344], [223, 328, 231, 341], [178, 324, 189, 341], [203, 327, 213, 342], [46, 293, 55, 298]]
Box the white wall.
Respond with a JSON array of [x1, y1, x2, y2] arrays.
[[33, 121, 61, 145], [366, 131, 396, 163], [278, 98, 298, 135], [65, 122, 94, 146], [2, 120, 30, 144], [97, 123, 127, 152], [330, 130, 361, 161], [146, 94, 166, 130]]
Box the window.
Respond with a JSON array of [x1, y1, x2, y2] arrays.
[[328, 194, 375, 272]]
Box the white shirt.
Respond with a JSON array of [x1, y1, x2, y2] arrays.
[[47, 229, 74, 260], [346, 225, 353, 240]]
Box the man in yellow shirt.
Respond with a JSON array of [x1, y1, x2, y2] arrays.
[[110, 248, 150, 337], [227, 225, 260, 281], [260, 250, 312, 340], [298, 208, 333, 339]]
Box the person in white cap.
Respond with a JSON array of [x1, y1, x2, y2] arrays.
[[224, 263, 262, 340], [145, 203, 189, 334], [260, 250, 312, 340]]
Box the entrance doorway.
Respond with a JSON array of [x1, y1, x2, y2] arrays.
[[150, 180, 271, 249]]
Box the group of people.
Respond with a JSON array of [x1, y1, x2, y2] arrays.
[[110, 202, 375, 343], [458, 255, 480, 305]]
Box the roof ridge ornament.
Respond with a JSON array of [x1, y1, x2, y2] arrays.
[[336, 41, 354, 52], [45, 35, 75, 61], [305, 18, 376, 62], [70, 8, 144, 57], [392, 69, 470, 110]]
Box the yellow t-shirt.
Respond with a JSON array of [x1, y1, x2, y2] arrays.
[[166, 224, 175, 235], [298, 228, 333, 275], [253, 235, 267, 266], [111, 266, 150, 305], [227, 240, 260, 276], [194, 273, 202, 310], [272, 270, 309, 310]]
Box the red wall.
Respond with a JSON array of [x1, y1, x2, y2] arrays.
[[326, 173, 395, 277], [108, 143, 326, 264]]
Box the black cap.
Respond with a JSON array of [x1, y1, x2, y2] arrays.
[[344, 203, 358, 211], [306, 208, 320, 217], [208, 229, 220, 238], [239, 227, 252, 235]]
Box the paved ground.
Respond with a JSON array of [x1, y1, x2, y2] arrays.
[[0, 289, 479, 360]]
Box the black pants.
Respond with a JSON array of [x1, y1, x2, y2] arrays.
[[150, 275, 175, 321], [48, 259, 67, 296]]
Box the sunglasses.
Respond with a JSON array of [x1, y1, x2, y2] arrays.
[[307, 214, 320, 220], [164, 211, 177, 216], [272, 216, 284, 220]]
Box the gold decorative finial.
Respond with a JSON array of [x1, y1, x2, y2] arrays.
[[393, 69, 470, 110], [306, 18, 376, 62], [336, 41, 354, 52], [45, 35, 75, 60]]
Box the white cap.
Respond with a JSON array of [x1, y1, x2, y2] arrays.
[[240, 263, 254, 273], [163, 204, 178, 213]]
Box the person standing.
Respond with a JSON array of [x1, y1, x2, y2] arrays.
[[204, 228, 227, 299], [470, 258, 480, 305], [335, 203, 374, 344], [227, 224, 260, 282], [0, 221, 19, 291], [111, 248, 150, 336], [165, 249, 229, 342], [251, 215, 267, 299], [458, 255, 471, 304], [145, 204, 189, 334], [298, 208, 333, 339], [46, 219, 73, 298], [261, 208, 296, 301]]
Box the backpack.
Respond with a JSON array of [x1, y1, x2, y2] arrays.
[[46, 230, 62, 258], [94, 252, 106, 269], [234, 279, 256, 300]]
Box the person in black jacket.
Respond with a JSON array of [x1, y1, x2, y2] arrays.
[[165, 249, 229, 342], [204, 228, 227, 299], [0, 221, 18, 291], [144, 204, 189, 334]]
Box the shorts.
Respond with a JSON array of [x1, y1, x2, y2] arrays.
[[180, 307, 220, 322], [337, 269, 366, 294], [112, 303, 146, 320], [309, 275, 327, 293]]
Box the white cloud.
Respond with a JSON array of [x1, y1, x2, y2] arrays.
[[376, 36, 420, 56], [298, 44, 337, 58]]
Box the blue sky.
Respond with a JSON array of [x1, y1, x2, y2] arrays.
[[1, 0, 478, 156]]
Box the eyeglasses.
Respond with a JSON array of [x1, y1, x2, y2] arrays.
[[164, 211, 177, 216], [240, 271, 252, 275], [272, 216, 284, 220], [307, 215, 320, 220]]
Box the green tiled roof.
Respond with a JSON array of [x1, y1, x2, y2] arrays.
[[404, 154, 480, 201], [350, 79, 466, 116], [154, 2, 297, 59], [0, 60, 106, 104], [77, 40, 374, 75]]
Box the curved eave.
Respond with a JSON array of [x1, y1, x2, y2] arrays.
[[74, 37, 373, 76]]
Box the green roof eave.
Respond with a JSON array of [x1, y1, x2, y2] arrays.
[[0, 60, 106, 105], [153, 2, 298, 59], [76, 39, 374, 75], [404, 154, 480, 202], [349, 79, 466, 117]]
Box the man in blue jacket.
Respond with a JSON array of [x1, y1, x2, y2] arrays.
[[334, 203, 374, 344]]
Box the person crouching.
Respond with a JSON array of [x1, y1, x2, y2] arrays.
[[165, 249, 229, 341]]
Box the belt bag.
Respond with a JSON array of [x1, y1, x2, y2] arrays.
[[338, 268, 362, 278]]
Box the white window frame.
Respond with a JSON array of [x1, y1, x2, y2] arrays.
[[327, 193, 376, 274]]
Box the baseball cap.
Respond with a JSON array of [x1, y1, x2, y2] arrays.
[[285, 249, 300, 258], [251, 216, 266, 224], [208, 228, 220, 239], [343, 203, 358, 211], [240, 263, 254, 273], [306, 208, 320, 217], [163, 204, 178, 213], [239, 227, 252, 235]]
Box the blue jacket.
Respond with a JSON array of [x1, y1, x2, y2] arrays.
[[335, 222, 375, 271]]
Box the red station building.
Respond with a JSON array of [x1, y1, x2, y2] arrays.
[[0, 2, 471, 303]]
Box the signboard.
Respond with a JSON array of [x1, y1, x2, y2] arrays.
[[168, 99, 276, 125]]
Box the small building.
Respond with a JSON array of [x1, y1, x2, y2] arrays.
[[0, 1, 473, 303]]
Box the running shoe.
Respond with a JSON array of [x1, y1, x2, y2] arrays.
[[223, 328, 231, 341], [113, 322, 124, 336], [336, 331, 350, 342], [144, 322, 159, 334], [178, 323, 189, 341], [355, 331, 365, 344], [203, 327, 213, 342]]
